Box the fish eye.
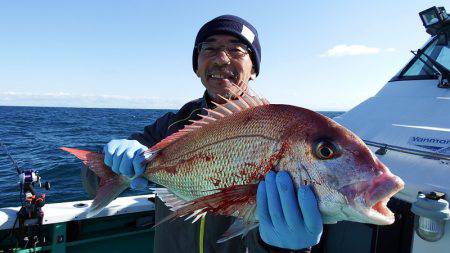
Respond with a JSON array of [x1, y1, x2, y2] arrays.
[[314, 140, 340, 160]]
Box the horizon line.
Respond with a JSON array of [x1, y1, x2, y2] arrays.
[[0, 104, 348, 112]]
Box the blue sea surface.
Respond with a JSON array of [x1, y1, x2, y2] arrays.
[[0, 106, 344, 208]]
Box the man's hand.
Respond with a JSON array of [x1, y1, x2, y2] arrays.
[[103, 139, 148, 189], [257, 171, 323, 250]]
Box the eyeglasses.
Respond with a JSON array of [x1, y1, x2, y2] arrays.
[[197, 42, 251, 58]]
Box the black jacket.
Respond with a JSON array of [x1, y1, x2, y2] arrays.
[[130, 93, 311, 253]]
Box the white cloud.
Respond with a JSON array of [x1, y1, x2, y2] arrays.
[[385, 47, 396, 52], [0, 91, 186, 109], [320, 44, 381, 57]]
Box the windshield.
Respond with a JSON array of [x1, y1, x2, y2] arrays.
[[394, 27, 450, 80]]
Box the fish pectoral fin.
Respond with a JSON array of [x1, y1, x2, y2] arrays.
[[153, 184, 258, 229], [217, 219, 259, 243]]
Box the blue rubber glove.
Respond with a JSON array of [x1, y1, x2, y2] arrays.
[[103, 139, 148, 189], [257, 171, 323, 250]]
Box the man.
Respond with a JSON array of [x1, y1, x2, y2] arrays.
[[102, 15, 322, 252]]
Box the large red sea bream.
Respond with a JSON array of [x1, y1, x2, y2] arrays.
[[62, 92, 404, 241]]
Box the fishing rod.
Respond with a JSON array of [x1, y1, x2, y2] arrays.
[[0, 139, 51, 192], [0, 139, 22, 175]]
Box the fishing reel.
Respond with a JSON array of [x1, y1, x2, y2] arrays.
[[18, 170, 51, 226], [19, 170, 51, 192]]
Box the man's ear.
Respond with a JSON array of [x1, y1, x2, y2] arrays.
[[195, 68, 201, 78], [250, 66, 257, 80]]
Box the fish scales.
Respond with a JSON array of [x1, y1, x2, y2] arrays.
[[146, 106, 296, 201]]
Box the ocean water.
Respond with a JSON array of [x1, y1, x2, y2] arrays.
[[0, 106, 344, 208]]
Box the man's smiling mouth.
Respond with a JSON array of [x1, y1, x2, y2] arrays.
[[207, 70, 236, 81]]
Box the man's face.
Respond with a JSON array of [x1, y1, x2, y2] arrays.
[[196, 34, 256, 103]]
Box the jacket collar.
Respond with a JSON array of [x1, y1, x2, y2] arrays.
[[201, 91, 216, 109]]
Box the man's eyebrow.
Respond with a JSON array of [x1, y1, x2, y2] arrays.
[[205, 38, 217, 42]]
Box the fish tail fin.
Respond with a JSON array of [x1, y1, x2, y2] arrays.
[[61, 147, 130, 217]]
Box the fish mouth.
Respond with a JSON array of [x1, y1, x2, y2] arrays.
[[362, 173, 405, 225], [338, 172, 405, 225]]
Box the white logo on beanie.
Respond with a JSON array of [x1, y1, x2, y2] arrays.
[[241, 25, 255, 44]]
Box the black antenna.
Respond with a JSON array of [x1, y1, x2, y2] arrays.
[[0, 139, 22, 174]]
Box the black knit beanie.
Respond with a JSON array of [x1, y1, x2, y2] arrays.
[[193, 15, 261, 76]]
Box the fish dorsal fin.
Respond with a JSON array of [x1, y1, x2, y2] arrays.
[[209, 92, 269, 118], [144, 90, 269, 157]]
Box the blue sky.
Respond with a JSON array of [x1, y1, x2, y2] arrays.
[[0, 0, 447, 110]]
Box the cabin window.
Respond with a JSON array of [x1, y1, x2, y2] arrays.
[[394, 28, 450, 80], [402, 40, 438, 77]]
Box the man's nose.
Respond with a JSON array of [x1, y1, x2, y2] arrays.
[[212, 50, 231, 66]]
